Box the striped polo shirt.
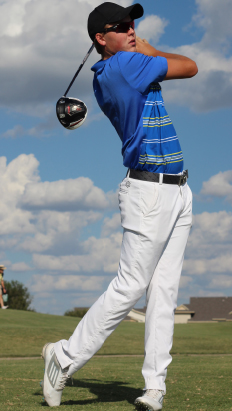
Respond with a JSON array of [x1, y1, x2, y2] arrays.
[[91, 51, 183, 174]]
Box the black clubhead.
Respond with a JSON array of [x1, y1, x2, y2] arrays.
[[56, 97, 88, 130]]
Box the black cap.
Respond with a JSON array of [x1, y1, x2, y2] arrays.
[[88, 2, 144, 41]]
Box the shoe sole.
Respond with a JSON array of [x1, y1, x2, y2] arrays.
[[41, 342, 52, 406], [134, 399, 162, 411]]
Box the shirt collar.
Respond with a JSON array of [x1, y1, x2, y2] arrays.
[[91, 59, 107, 73]]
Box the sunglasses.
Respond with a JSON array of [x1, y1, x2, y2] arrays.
[[103, 21, 135, 34]]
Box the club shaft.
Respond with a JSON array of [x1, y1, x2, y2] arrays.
[[64, 43, 95, 97]]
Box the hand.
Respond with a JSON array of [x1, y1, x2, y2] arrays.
[[136, 36, 157, 56]]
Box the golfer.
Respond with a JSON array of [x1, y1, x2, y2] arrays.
[[42, 3, 198, 410]]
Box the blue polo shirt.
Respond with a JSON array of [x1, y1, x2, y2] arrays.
[[91, 51, 183, 174]]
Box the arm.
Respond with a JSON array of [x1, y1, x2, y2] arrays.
[[136, 37, 198, 80], [1, 279, 6, 292]]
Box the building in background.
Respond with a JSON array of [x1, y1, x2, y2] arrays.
[[186, 297, 232, 322], [126, 305, 195, 324], [126, 297, 232, 323]]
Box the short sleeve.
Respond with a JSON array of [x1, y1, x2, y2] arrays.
[[117, 52, 168, 94]]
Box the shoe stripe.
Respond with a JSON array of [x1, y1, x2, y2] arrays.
[[53, 369, 59, 386], [49, 362, 55, 379], [47, 353, 60, 388], [50, 364, 56, 383]]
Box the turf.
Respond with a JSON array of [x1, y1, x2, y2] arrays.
[[1, 356, 232, 410], [1, 309, 232, 357]]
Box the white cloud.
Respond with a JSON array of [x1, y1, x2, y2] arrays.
[[161, 0, 232, 112], [1, 0, 231, 116], [0, 0, 31, 38], [0, 154, 117, 257], [1, 119, 57, 139], [101, 213, 121, 237], [0, 154, 39, 235], [183, 210, 232, 276], [33, 232, 122, 273], [20, 177, 118, 211], [193, 0, 232, 49], [136, 15, 168, 44], [195, 289, 225, 298], [10, 262, 32, 272], [184, 255, 232, 275], [189, 211, 232, 248], [19, 210, 101, 253], [179, 276, 193, 288], [200, 170, 232, 204], [162, 43, 232, 112], [30, 274, 108, 293], [0, 0, 133, 109], [208, 274, 232, 290], [1, 125, 25, 139]]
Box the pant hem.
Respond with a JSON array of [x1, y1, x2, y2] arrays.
[[54, 341, 74, 370]]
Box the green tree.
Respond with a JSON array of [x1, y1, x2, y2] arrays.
[[4, 280, 33, 311], [64, 307, 88, 318]]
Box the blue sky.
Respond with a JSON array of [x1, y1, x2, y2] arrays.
[[1, 0, 232, 314]]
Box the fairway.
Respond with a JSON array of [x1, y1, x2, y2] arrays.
[[1, 356, 232, 410], [1, 309, 232, 357], [1, 310, 232, 410]]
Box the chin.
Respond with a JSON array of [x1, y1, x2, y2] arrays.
[[126, 43, 136, 51]]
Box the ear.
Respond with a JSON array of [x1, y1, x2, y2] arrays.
[[95, 33, 106, 47]]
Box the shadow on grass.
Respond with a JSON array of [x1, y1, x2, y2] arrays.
[[38, 377, 142, 406]]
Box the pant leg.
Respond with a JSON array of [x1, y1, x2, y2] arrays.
[[142, 183, 192, 393], [54, 177, 185, 374]]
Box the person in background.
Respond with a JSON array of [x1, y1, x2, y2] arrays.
[[0, 265, 8, 309]]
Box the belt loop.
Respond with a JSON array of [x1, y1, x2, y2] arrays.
[[159, 173, 163, 185], [126, 169, 130, 180]]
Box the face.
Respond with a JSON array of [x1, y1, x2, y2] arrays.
[[96, 16, 136, 59]]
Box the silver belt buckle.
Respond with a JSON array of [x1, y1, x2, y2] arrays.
[[178, 171, 188, 186]]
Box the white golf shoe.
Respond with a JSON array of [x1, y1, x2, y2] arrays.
[[134, 389, 165, 411], [42, 342, 70, 407]]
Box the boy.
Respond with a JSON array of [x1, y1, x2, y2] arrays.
[[42, 3, 198, 410]]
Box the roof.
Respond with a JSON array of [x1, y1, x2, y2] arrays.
[[175, 304, 195, 314], [186, 297, 232, 321], [133, 306, 146, 314]]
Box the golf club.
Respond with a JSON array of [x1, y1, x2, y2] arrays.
[[56, 43, 95, 130]]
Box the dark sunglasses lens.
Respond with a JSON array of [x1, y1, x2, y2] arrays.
[[116, 21, 134, 33]]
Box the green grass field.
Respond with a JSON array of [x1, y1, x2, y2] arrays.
[[1, 356, 232, 410], [1, 309, 232, 357], [1, 310, 232, 410]]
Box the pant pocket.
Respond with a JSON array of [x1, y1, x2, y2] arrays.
[[139, 182, 159, 217], [118, 181, 141, 232]]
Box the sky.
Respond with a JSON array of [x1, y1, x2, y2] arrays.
[[0, 0, 232, 315]]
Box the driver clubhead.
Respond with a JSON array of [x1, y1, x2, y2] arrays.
[[56, 97, 87, 130]]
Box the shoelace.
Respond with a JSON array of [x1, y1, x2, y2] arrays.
[[57, 369, 70, 390], [143, 389, 164, 400]]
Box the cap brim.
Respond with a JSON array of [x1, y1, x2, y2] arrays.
[[107, 3, 144, 24]]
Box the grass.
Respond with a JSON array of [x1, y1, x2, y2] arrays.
[[1, 310, 232, 410], [1, 309, 232, 357], [1, 356, 232, 410]]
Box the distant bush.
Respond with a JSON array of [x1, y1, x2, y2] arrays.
[[64, 307, 89, 318], [4, 280, 34, 311]]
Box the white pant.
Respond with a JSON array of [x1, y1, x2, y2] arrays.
[[55, 175, 192, 393]]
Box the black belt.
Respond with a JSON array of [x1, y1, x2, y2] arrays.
[[129, 169, 188, 186]]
